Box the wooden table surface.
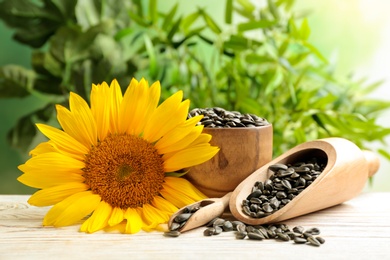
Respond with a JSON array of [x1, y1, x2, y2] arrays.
[[1, 193, 390, 259]]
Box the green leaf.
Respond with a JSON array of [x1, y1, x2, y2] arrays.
[[267, 0, 280, 20], [0, 0, 73, 48], [35, 103, 55, 121], [311, 113, 331, 135], [162, 3, 178, 30], [237, 0, 256, 13], [303, 42, 328, 63], [114, 28, 134, 41], [7, 113, 37, 152], [149, 0, 157, 24], [237, 20, 276, 31], [234, 6, 255, 20], [265, 67, 284, 95], [128, 10, 150, 27], [225, 0, 233, 24], [378, 149, 390, 161], [173, 26, 205, 48], [200, 9, 221, 34], [0, 65, 35, 98], [181, 11, 200, 32], [48, 0, 77, 18], [278, 39, 289, 56], [167, 16, 182, 42], [224, 35, 250, 50], [287, 17, 300, 39], [144, 34, 158, 78], [32, 51, 62, 78], [300, 18, 311, 40], [245, 53, 274, 64]]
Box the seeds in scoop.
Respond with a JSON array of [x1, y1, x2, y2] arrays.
[[241, 158, 326, 219], [169, 222, 181, 231], [174, 213, 192, 223]]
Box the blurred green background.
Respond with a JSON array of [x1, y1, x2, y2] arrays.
[[1, 0, 389, 194]]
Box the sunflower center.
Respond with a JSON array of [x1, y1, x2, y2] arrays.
[[83, 133, 165, 209]]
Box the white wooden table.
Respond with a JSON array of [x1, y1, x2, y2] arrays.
[[1, 193, 389, 259]]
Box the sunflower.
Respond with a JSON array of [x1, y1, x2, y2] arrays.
[[17, 78, 219, 234]]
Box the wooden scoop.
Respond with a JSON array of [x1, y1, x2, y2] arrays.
[[229, 137, 380, 225], [167, 192, 232, 232]]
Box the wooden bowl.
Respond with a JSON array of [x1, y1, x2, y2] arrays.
[[185, 124, 273, 198]]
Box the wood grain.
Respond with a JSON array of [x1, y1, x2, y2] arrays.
[[186, 125, 273, 198], [1, 193, 390, 259]]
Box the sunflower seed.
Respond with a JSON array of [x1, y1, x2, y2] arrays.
[[307, 236, 321, 247], [316, 236, 326, 244], [164, 230, 181, 237], [235, 231, 247, 239], [294, 237, 307, 244], [247, 232, 264, 240], [174, 213, 192, 223], [203, 227, 215, 236]]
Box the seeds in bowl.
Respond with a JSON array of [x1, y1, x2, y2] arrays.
[[188, 107, 269, 128]]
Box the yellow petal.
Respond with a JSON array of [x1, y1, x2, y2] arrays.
[[56, 105, 93, 148], [118, 78, 148, 134], [163, 144, 219, 172], [91, 82, 110, 141], [141, 204, 169, 231], [108, 207, 125, 226], [36, 124, 88, 160], [124, 208, 143, 234], [159, 189, 195, 209], [143, 91, 188, 142], [80, 200, 113, 233], [28, 182, 88, 206], [17, 170, 84, 189], [164, 177, 207, 201], [109, 79, 123, 133], [23, 152, 85, 171], [29, 142, 57, 156], [133, 80, 161, 135], [151, 196, 178, 214], [43, 191, 101, 227], [190, 133, 212, 146], [154, 116, 203, 154], [68, 92, 97, 146]]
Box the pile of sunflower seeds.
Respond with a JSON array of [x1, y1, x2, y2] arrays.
[[204, 218, 325, 247], [164, 204, 202, 237], [242, 158, 326, 218], [188, 107, 269, 128], [165, 215, 325, 247]]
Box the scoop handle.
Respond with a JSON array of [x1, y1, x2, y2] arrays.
[[362, 150, 380, 177]]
